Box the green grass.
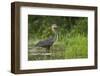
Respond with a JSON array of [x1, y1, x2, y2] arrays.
[[63, 35, 88, 59], [28, 34, 88, 60]]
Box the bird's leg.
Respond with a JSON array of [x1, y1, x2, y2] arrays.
[[46, 47, 51, 59], [46, 47, 50, 53]]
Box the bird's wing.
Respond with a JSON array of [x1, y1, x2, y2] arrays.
[[35, 37, 54, 47]]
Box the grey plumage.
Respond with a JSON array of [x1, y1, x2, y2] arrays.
[[35, 37, 54, 47], [35, 24, 58, 52]]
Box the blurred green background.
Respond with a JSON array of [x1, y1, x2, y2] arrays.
[[28, 15, 88, 60]]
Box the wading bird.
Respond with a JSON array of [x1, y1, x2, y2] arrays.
[[35, 24, 58, 52]]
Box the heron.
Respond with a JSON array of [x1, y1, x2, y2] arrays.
[[35, 24, 58, 52]]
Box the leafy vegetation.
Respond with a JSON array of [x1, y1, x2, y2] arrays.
[[28, 15, 88, 60]]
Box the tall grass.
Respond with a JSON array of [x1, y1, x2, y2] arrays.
[[62, 34, 88, 59], [28, 34, 88, 60]]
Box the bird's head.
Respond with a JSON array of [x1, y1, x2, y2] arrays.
[[51, 24, 58, 33]]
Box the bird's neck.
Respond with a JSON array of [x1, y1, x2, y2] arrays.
[[53, 32, 58, 42]]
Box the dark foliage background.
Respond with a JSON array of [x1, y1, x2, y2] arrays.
[[28, 15, 87, 40]]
